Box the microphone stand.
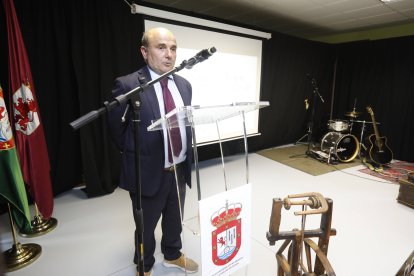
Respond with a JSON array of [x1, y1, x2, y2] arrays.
[[69, 59, 192, 276], [306, 77, 324, 157]]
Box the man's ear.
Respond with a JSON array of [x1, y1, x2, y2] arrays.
[[140, 46, 147, 61]]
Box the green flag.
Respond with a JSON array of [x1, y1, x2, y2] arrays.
[[0, 85, 31, 233]]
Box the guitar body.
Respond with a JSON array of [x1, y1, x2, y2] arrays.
[[365, 106, 393, 165], [367, 134, 393, 165]]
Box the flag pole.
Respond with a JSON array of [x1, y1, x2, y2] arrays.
[[19, 203, 58, 238], [2, 203, 42, 272]]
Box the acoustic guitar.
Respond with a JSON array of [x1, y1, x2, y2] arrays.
[[366, 106, 393, 165]]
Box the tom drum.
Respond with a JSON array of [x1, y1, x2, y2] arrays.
[[320, 132, 359, 162], [327, 120, 349, 132]]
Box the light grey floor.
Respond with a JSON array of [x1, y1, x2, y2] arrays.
[[1, 149, 413, 276]]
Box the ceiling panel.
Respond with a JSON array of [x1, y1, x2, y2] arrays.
[[140, 0, 414, 41], [400, 9, 414, 17]]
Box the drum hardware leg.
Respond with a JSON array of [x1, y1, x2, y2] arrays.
[[295, 132, 309, 145], [358, 142, 367, 160], [292, 123, 313, 158], [327, 148, 338, 165], [328, 148, 333, 164], [358, 121, 367, 159]]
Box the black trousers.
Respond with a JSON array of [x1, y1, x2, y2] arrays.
[[130, 169, 186, 272]]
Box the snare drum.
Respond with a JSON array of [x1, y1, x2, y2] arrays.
[[327, 120, 349, 132], [320, 132, 359, 162]]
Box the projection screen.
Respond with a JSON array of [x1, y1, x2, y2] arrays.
[[140, 11, 270, 145]]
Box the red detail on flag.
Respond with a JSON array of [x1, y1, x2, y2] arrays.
[[4, 0, 54, 218], [14, 97, 37, 132]]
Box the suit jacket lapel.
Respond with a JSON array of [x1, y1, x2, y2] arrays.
[[138, 67, 161, 121]]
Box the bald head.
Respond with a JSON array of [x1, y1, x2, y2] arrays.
[[140, 28, 177, 75]]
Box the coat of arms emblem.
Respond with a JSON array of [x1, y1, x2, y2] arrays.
[[211, 201, 242, 266], [13, 83, 39, 135], [0, 90, 14, 150]]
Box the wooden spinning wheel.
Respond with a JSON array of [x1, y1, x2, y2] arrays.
[[266, 192, 336, 276]]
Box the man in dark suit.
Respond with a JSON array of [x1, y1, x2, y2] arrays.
[[108, 27, 197, 276]]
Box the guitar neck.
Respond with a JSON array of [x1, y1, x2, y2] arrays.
[[367, 107, 383, 151], [370, 114, 380, 139]]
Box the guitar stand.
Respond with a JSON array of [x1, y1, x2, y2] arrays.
[[362, 156, 386, 172], [267, 192, 337, 276]]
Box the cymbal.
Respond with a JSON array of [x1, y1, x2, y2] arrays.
[[344, 111, 361, 117]]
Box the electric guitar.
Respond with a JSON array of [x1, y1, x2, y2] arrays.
[[366, 106, 393, 165]]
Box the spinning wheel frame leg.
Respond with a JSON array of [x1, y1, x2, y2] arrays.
[[304, 238, 336, 276], [276, 253, 290, 276], [304, 242, 313, 273], [289, 232, 302, 276], [315, 199, 334, 274]]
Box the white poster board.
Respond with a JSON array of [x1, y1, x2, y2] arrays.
[[199, 184, 251, 276]]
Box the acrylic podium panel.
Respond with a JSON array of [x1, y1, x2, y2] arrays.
[[147, 101, 269, 131], [148, 101, 269, 194]]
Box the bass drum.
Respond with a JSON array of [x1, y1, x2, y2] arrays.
[[320, 132, 359, 162]]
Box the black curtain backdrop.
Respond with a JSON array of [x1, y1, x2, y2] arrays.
[[248, 32, 335, 152], [333, 36, 414, 162], [1, 0, 413, 200], [0, 0, 145, 197]]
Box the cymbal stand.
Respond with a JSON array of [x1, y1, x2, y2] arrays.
[[358, 120, 367, 159], [349, 119, 354, 134], [347, 98, 358, 134]]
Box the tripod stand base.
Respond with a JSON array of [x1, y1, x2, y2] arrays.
[[20, 216, 58, 238], [294, 133, 308, 145], [3, 242, 42, 272]]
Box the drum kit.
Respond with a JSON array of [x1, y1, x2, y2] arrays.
[[315, 109, 379, 164]]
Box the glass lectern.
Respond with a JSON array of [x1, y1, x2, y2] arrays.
[[147, 101, 269, 276]]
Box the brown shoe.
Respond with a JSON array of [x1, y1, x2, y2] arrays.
[[163, 253, 198, 273], [136, 269, 152, 276]]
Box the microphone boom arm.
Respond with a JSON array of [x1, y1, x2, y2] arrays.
[[69, 46, 216, 130]]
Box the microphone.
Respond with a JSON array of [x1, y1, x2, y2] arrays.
[[306, 73, 324, 103], [185, 47, 216, 69]]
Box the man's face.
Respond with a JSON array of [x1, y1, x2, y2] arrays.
[[141, 29, 177, 75]]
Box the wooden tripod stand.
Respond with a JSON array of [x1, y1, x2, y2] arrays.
[[266, 192, 336, 276]]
